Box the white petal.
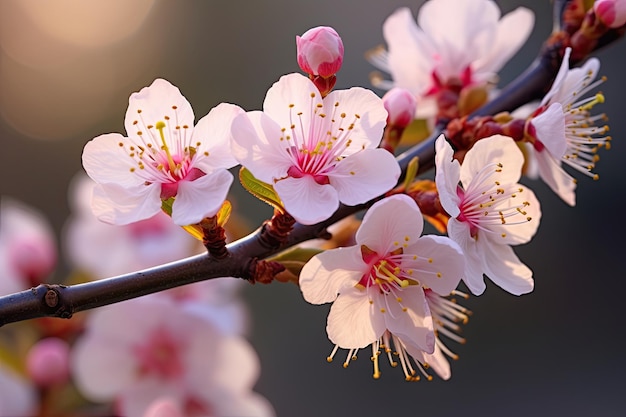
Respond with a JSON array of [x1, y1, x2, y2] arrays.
[[356, 195, 423, 255], [118, 380, 185, 417], [230, 111, 291, 183], [263, 73, 320, 133], [91, 182, 162, 225], [383, 7, 432, 96], [326, 288, 385, 349], [485, 185, 542, 245], [434, 134, 461, 218], [402, 340, 451, 380], [171, 170, 233, 225], [192, 102, 243, 171], [406, 235, 464, 295], [477, 237, 534, 295], [124, 79, 194, 140], [274, 176, 339, 225], [535, 149, 576, 206], [323, 87, 387, 150], [447, 219, 486, 296], [460, 135, 523, 188], [477, 7, 535, 74], [382, 287, 435, 353], [0, 367, 37, 417], [530, 103, 567, 158], [329, 149, 400, 206], [212, 392, 276, 417], [82, 133, 146, 187], [541, 48, 572, 106], [299, 246, 365, 304]]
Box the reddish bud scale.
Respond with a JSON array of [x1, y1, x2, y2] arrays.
[[310, 74, 337, 97]]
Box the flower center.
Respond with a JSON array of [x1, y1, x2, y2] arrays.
[[132, 327, 185, 380], [457, 162, 531, 239]]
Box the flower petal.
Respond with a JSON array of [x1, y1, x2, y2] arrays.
[[299, 246, 364, 304], [356, 195, 423, 255], [402, 340, 451, 380], [447, 219, 487, 295], [171, 170, 233, 225], [82, 133, 146, 188], [535, 149, 576, 206], [274, 176, 339, 225], [434, 135, 461, 218], [91, 182, 162, 226], [382, 287, 435, 353], [230, 111, 291, 184], [326, 287, 385, 349], [262, 73, 320, 132], [406, 235, 464, 295], [124, 79, 194, 140], [477, 237, 534, 295], [531, 103, 567, 158], [329, 149, 400, 206], [460, 135, 523, 188], [323, 87, 387, 151], [192, 103, 243, 172]]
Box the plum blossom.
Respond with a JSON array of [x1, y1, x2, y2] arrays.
[[299, 194, 464, 380], [594, 0, 626, 28], [296, 26, 344, 78], [435, 134, 541, 296], [231, 72, 400, 225], [525, 48, 610, 206], [71, 296, 274, 417], [368, 0, 533, 117], [82, 78, 241, 226], [382, 87, 417, 128], [0, 365, 37, 417], [0, 198, 56, 296]]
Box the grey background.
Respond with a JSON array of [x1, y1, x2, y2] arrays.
[[1, 1, 625, 416]]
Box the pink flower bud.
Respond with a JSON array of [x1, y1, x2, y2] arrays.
[[26, 338, 70, 386], [382, 88, 417, 128], [296, 26, 344, 78], [594, 0, 626, 28]]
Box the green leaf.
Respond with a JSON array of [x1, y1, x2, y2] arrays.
[[239, 167, 285, 213]]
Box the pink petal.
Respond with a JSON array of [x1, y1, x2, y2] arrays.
[[460, 135, 523, 188], [82, 133, 146, 188], [274, 176, 339, 225], [477, 237, 534, 295], [356, 195, 423, 255], [406, 235, 464, 295], [380, 287, 435, 353], [171, 169, 233, 225], [191, 103, 243, 172], [124, 79, 194, 141], [329, 149, 400, 206], [323, 87, 388, 151], [326, 287, 385, 349], [434, 135, 461, 218], [299, 246, 364, 304], [230, 111, 291, 184], [262, 73, 320, 134], [91, 182, 162, 225]]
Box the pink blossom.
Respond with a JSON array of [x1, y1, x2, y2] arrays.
[[231, 73, 400, 225], [26, 337, 70, 386], [594, 0, 626, 28], [382, 87, 417, 128], [296, 26, 344, 78], [82, 79, 241, 226]]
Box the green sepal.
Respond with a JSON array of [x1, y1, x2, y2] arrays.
[[400, 119, 431, 146], [239, 167, 285, 213], [402, 156, 419, 191], [161, 197, 175, 216]]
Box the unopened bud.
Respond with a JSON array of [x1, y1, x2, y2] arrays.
[[594, 0, 626, 28], [296, 26, 344, 78], [26, 338, 70, 386], [382, 88, 417, 128]]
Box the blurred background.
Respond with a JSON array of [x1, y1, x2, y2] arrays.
[[1, 0, 625, 416]]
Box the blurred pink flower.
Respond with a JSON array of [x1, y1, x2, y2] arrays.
[[71, 296, 274, 417], [26, 337, 70, 386], [0, 198, 56, 295], [0, 364, 37, 417], [595, 0, 626, 28]]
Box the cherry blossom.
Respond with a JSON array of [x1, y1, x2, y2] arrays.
[[525, 48, 609, 206], [296, 26, 344, 78], [299, 194, 464, 379], [368, 0, 533, 117], [0, 365, 37, 417], [71, 296, 274, 417], [82, 79, 241, 226], [231, 72, 400, 224], [435, 134, 541, 296], [0, 198, 56, 296], [594, 0, 626, 28]]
